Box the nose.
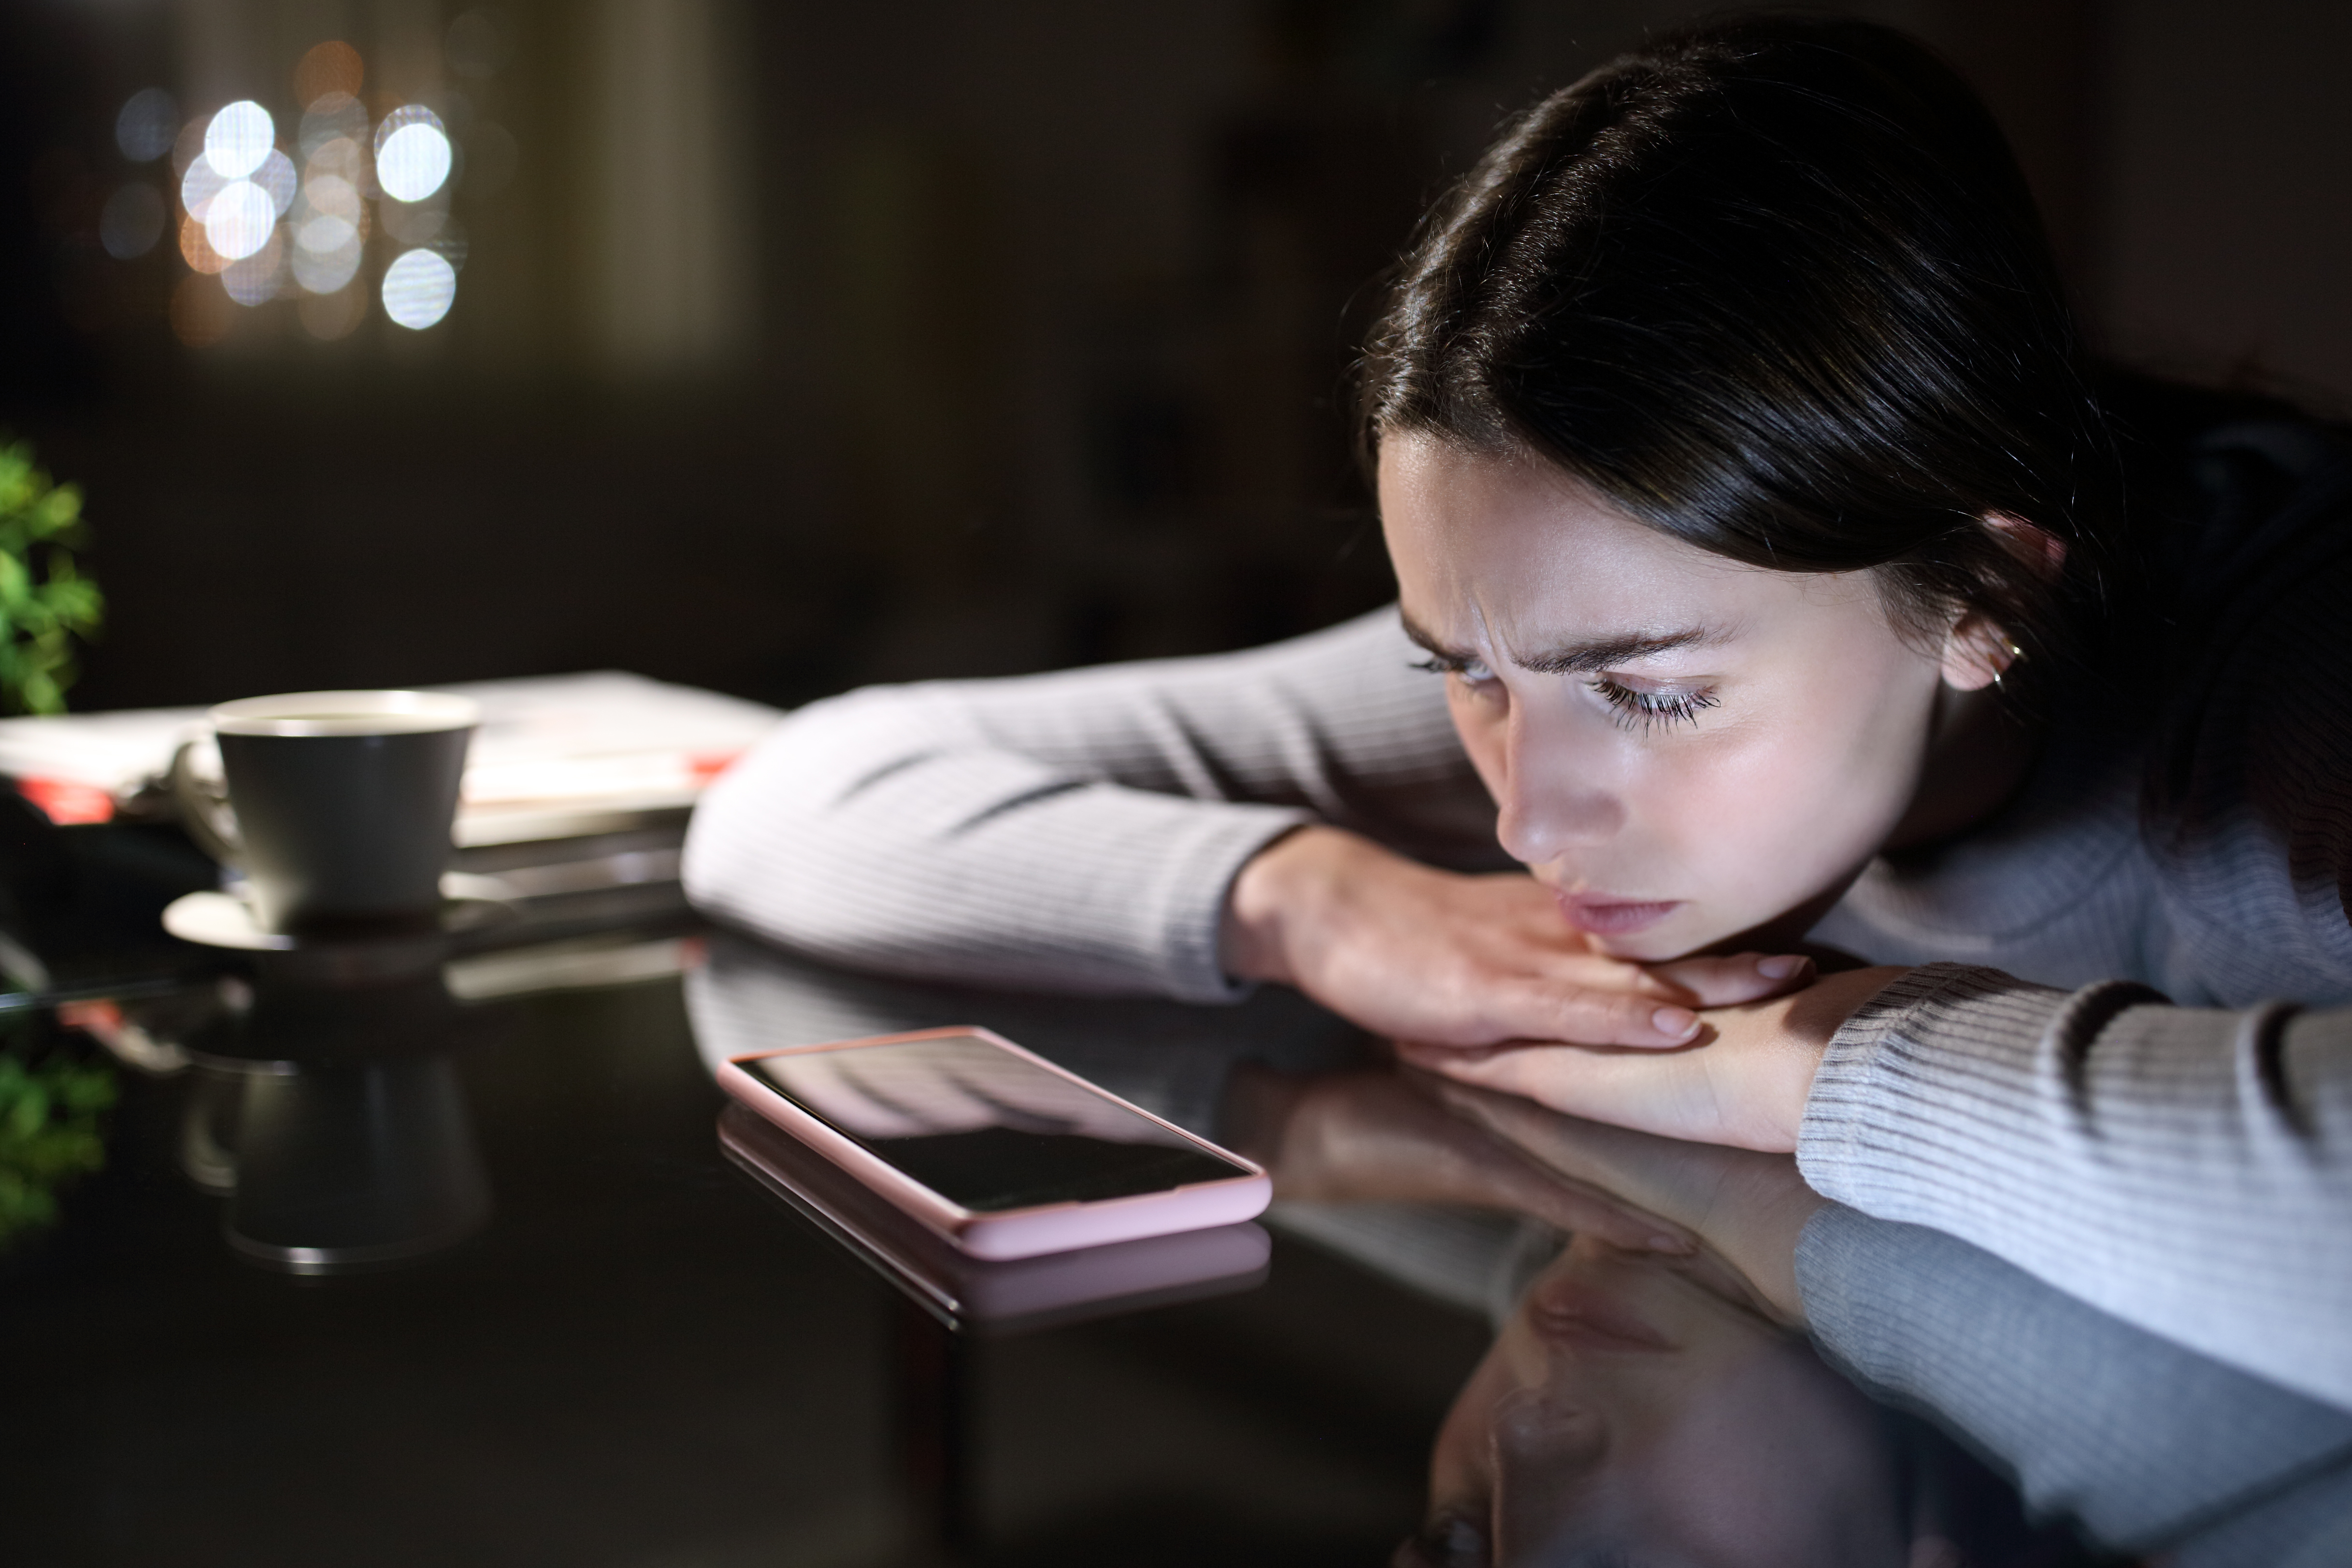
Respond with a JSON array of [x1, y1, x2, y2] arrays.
[[1492, 707, 1626, 866]]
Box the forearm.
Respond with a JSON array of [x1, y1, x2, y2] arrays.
[[684, 691, 1309, 999], [1797, 963, 2352, 1410], [683, 608, 1486, 1000]]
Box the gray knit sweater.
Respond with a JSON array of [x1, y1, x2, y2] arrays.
[[683, 596, 2352, 1410]]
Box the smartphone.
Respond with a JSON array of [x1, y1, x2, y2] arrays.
[[718, 1102, 1270, 1331], [717, 1026, 1270, 1260]]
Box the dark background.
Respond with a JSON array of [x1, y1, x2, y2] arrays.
[[2, 0, 2347, 716]]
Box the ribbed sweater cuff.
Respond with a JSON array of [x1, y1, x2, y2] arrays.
[[1155, 807, 1317, 1004], [1795, 962, 2077, 1211]]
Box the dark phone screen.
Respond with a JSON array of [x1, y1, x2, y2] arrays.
[[736, 1035, 1249, 1213]]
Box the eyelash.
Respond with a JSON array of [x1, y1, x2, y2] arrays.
[[1411, 657, 1717, 734], [1591, 677, 1719, 733]]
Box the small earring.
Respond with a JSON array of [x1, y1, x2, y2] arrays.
[[1991, 637, 2023, 690]]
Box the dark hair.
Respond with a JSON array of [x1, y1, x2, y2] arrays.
[[1359, 14, 2114, 709]]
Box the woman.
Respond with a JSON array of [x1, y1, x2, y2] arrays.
[[685, 18, 2352, 1401]]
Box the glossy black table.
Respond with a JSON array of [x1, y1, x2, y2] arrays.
[[3, 826, 2344, 1566]]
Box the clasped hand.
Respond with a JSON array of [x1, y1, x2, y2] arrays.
[[1221, 826, 1905, 1151]]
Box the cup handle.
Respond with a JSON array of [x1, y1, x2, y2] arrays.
[[169, 736, 244, 868]]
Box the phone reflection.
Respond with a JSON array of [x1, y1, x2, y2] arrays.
[[723, 1095, 1274, 1561], [184, 947, 494, 1275], [719, 1101, 1269, 1335]]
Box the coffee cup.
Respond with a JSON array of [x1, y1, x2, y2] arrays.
[[174, 690, 478, 935]]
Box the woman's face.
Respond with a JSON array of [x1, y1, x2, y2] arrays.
[[1379, 431, 1973, 961], [1414, 1238, 1908, 1567]]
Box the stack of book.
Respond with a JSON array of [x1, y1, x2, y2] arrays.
[[0, 671, 785, 927]]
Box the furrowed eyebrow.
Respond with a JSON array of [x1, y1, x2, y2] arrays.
[[1398, 611, 1472, 663], [1399, 611, 1717, 674], [1513, 629, 1715, 674]]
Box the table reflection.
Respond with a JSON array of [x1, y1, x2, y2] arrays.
[[28, 912, 2345, 1562], [1410, 1239, 1925, 1568], [212, 1050, 489, 1274], [1220, 1071, 2050, 1567], [688, 932, 2352, 1567], [1403, 1078, 2352, 1567], [177, 946, 495, 1274]]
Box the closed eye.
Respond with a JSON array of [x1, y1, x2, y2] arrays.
[[1591, 676, 1718, 733]]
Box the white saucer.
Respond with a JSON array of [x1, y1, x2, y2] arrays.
[[163, 875, 517, 952]]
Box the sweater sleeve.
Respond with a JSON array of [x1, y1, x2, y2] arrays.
[[681, 607, 1497, 1002], [1796, 1206, 2352, 1558], [1796, 962, 2352, 1410]]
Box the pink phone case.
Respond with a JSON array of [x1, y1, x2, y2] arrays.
[[716, 1025, 1272, 1260]]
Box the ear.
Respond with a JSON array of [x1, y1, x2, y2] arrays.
[[1938, 513, 2061, 691], [1939, 612, 2014, 691]]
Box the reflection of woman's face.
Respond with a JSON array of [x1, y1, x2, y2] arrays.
[[1379, 432, 1956, 962], [1414, 1236, 1907, 1567]]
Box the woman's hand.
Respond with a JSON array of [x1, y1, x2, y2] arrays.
[[1220, 826, 1817, 1048], [1393, 965, 1908, 1152], [1221, 1065, 1700, 1254], [1427, 1079, 1830, 1321]]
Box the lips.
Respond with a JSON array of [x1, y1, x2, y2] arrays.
[[1552, 890, 1683, 936]]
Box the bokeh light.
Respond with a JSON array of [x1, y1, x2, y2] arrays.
[[304, 135, 372, 200], [294, 41, 366, 109], [170, 273, 234, 346], [381, 248, 457, 329], [291, 225, 365, 295], [202, 180, 277, 261], [300, 95, 371, 164], [296, 206, 358, 256], [291, 161, 366, 296], [204, 101, 276, 181], [115, 89, 179, 163], [139, 33, 508, 348], [374, 107, 453, 203], [222, 229, 289, 305], [297, 171, 364, 227], [300, 281, 367, 341], [257, 149, 299, 216], [100, 183, 166, 259], [178, 212, 230, 274], [180, 155, 226, 220], [381, 194, 448, 245]]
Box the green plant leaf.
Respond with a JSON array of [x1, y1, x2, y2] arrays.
[[5, 1082, 48, 1140], [0, 438, 101, 714], [33, 483, 82, 536], [0, 1039, 116, 1250]]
